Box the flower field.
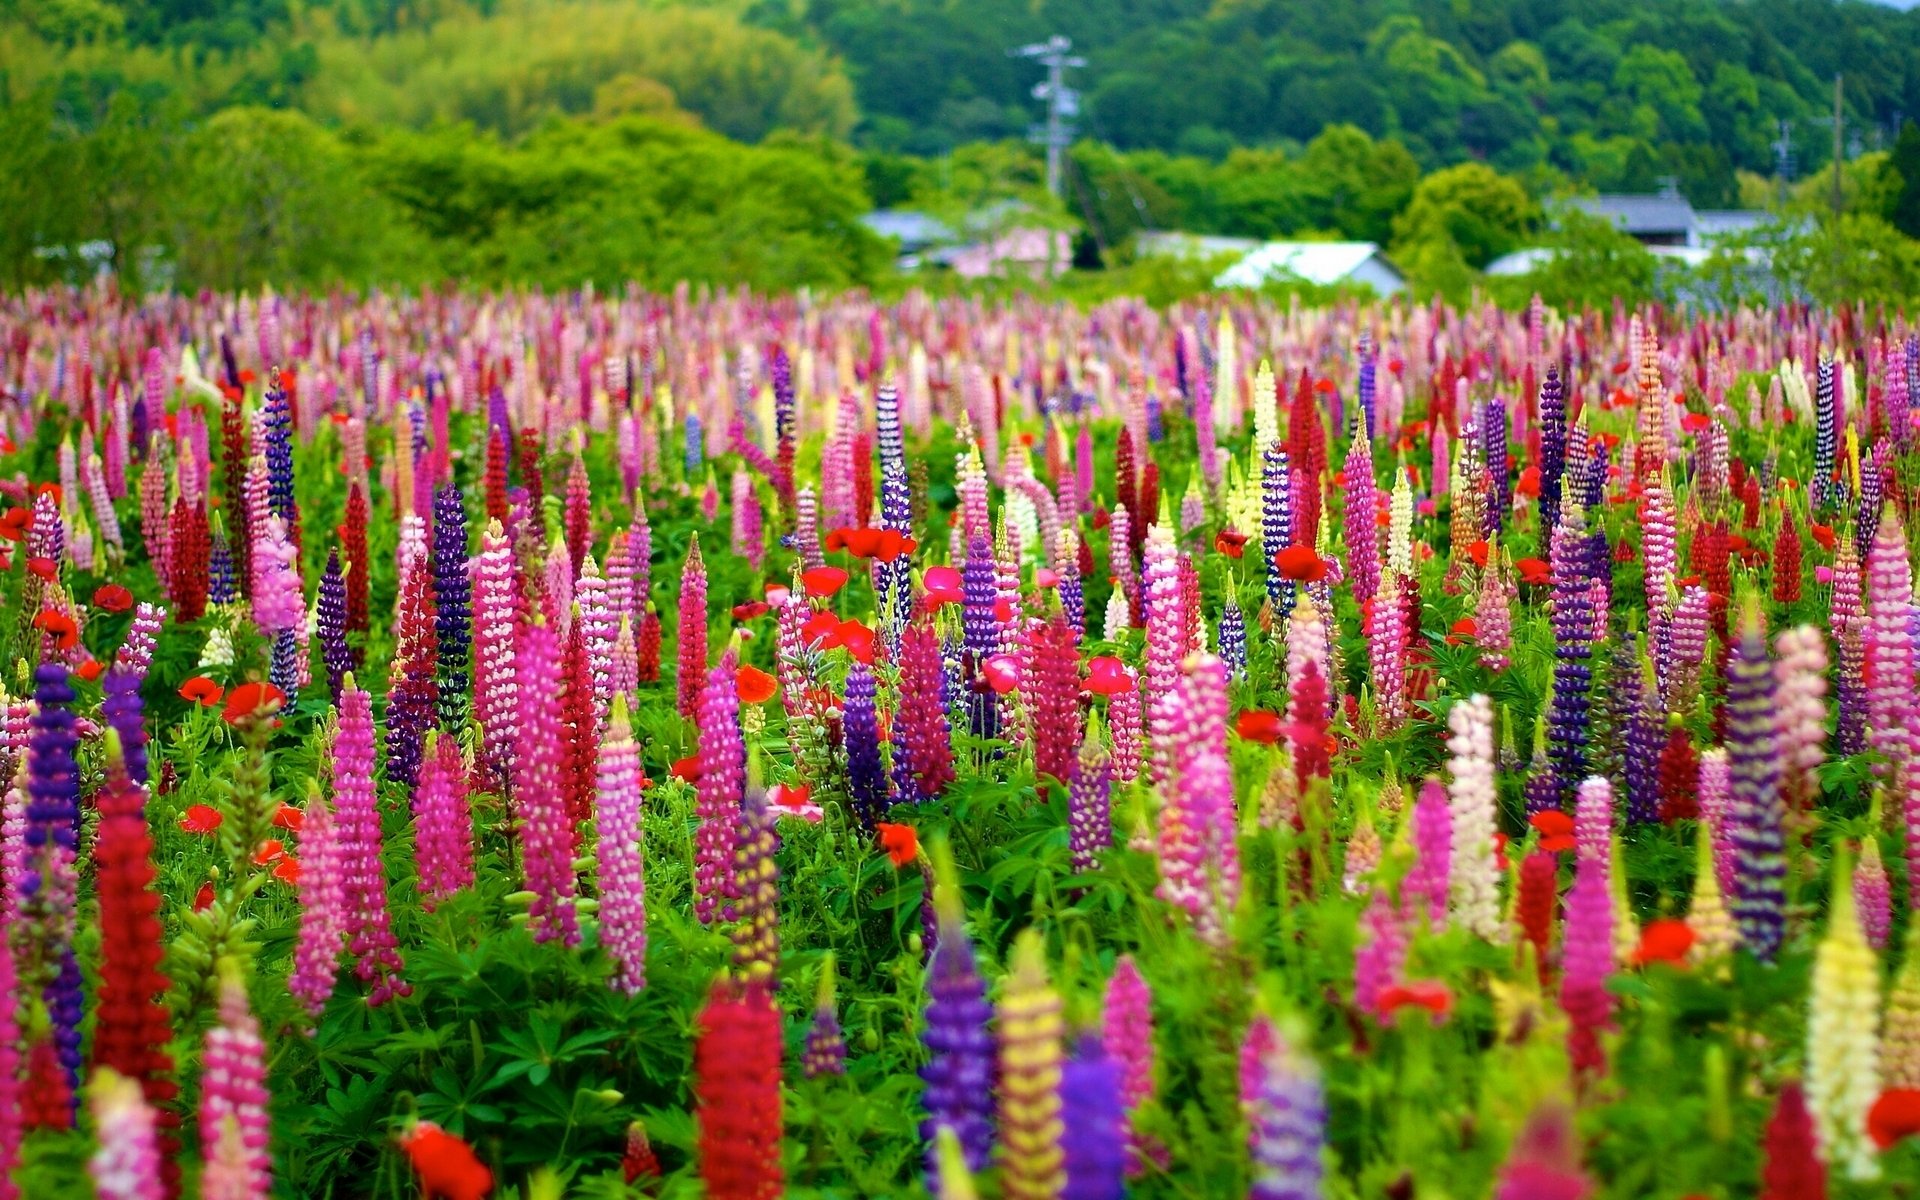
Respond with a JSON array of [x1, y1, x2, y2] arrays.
[[2, 286, 1919, 1199]]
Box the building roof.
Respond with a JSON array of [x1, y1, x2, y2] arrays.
[[1213, 241, 1402, 291], [859, 210, 955, 250], [1567, 194, 1698, 236]]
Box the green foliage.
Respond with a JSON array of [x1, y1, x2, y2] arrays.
[[1769, 212, 1920, 309], [1392, 161, 1536, 293], [1489, 207, 1658, 312]]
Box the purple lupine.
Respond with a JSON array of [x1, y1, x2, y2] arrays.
[[1547, 509, 1592, 805], [1482, 396, 1510, 535], [1405, 779, 1451, 929], [1726, 601, 1786, 963], [597, 696, 648, 994], [432, 483, 471, 729], [921, 872, 995, 1175], [803, 955, 846, 1079], [101, 660, 149, 790], [844, 660, 888, 829], [316, 550, 352, 703], [513, 622, 580, 946], [1219, 593, 1247, 678], [261, 371, 297, 536], [24, 664, 82, 1101], [209, 525, 237, 606], [335, 682, 408, 1001], [1069, 724, 1112, 872], [1538, 366, 1568, 534], [1061, 1034, 1126, 1200], [1245, 1025, 1325, 1200], [1621, 654, 1663, 825], [694, 658, 744, 925], [962, 534, 1000, 740]]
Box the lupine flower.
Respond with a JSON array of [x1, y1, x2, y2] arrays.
[[1807, 856, 1882, 1181], [431, 483, 472, 727], [1108, 665, 1142, 785], [1068, 723, 1112, 872], [414, 733, 474, 905], [1547, 509, 1593, 804], [316, 550, 353, 702], [1244, 1018, 1325, 1200], [1355, 885, 1408, 1019], [1405, 780, 1451, 930], [288, 791, 345, 1021], [1884, 917, 1920, 1089], [695, 657, 745, 923], [1100, 955, 1157, 1176], [923, 849, 996, 1175], [472, 520, 518, 791], [384, 559, 439, 789], [1447, 693, 1502, 940], [24, 663, 81, 1101], [803, 954, 847, 1079], [334, 682, 408, 1001], [1495, 1103, 1594, 1200], [514, 622, 579, 946], [1866, 512, 1913, 779], [844, 660, 887, 829], [677, 535, 709, 721], [343, 484, 371, 635], [1774, 626, 1828, 810], [997, 929, 1065, 1200], [1687, 824, 1738, 966], [1026, 613, 1081, 784], [1060, 1033, 1125, 1200], [597, 696, 648, 994], [250, 513, 302, 635], [1142, 520, 1182, 781], [895, 615, 956, 799], [728, 784, 781, 988], [1562, 776, 1616, 1075], [200, 966, 272, 1199], [1761, 1081, 1826, 1200], [695, 981, 784, 1199], [1343, 426, 1379, 605], [1727, 600, 1787, 963], [1855, 837, 1892, 951], [0, 934, 20, 1200], [88, 1070, 165, 1200], [1539, 366, 1568, 533], [1155, 655, 1240, 947]]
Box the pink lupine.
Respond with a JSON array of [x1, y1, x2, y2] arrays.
[[1370, 573, 1408, 730], [472, 520, 518, 792], [1155, 655, 1240, 947], [1447, 694, 1503, 940], [1773, 625, 1829, 809], [1697, 748, 1736, 902], [139, 450, 170, 588], [1641, 476, 1676, 616], [628, 503, 653, 627], [0, 937, 19, 1200], [1866, 511, 1915, 778], [1856, 836, 1893, 952], [1142, 520, 1182, 782], [413, 733, 474, 904], [200, 970, 271, 1199], [1562, 776, 1616, 1075], [288, 793, 345, 1021], [1354, 885, 1408, 1021], [542, 539, 573, 632], [695, 657, 744, 926], [597, 696, 648, 994], [249, 515, 303, 636], [88, 1070, 164, 1200], [514, 620, 580, 946], [611, 615, 640, 712], [1108, 502, 1136, 624], [1343, 425, 1381, 604], [1404, 780, 1451, 930], [334, 682, 408, 1002], [1475, 553, 1513, 671], [576, 556, 618, 728], [1109, 665, 1143, 785], [1102, 955, 1161, 1177]]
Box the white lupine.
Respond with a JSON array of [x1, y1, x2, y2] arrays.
[[1807, 862, 1882, 1182], [1388, 467, 1413, 578], [1446, 693, 1503, 941]]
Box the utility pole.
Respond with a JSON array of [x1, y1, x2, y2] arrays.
[[1014, 36, 1084, 200]]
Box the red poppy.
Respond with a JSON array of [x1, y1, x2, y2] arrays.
[[193, 881, 216, 912], [223, 682, 287, 724], [1313, 377, 1337, 394], [1464, 540, 1489, 568], [801, 566, 850, 598], [1274, 546, 1326, 583], [771, 781, 813, 809], [252, 839, 287, 866], [33, 611, 78, 650], [1528, 810, 1576, 854], [736, 665, 777, 704], [1681, 412, 1711, 433], [923, 566, 964, 608], [731, 601, 770, 621], [1446, 617, 1477, 646], [838, 620, 877, 664], [830, 527, 917, 562], [26, 557, 58, 582], [179, 805, 223, 834], [400, 1122, 493, 1200], [33, 483, 61, 506], [1235, 710, 1284, 744], [993, 597, 1016, 623], [981, 654, 1021, 694], [1515, 558, 1551, 587], [670, 755, 703, 783], [1214, 529, 1248, 558], [1377, 980, 1454, 1021], [1810, 523, 1836, 551], [0, 507, 29, 542], [876, 822, 919, 868], [272, 856, 301, 886], [1514, 466, 1540, 499], [800, 610, 843, 650], [180, 677, 225, 706], [92, 584, 134, 613], [1868, 1089, 1920, 1150], [75, 659, 103, 682], [1083, 656, 1134, 696], [273, 804, 305, 832], [1493, 831, 1509, 872], [1633, 918, 1696, 967]]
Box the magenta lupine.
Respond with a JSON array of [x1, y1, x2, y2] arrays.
[[1142, 520, 1182, 782], [1773, 625, 1829, 809], [895, 616, 956, 799], [1101, 955, 1159, 1178], [472, 520, 519, 792], [1866, 511, 1915, 778], [597, 696, 648, 994], [515, 620, 580, 945], [1109, 666, 1142, 785], [695, 658, 744, 925], [413, 733, 474, 904], [200, 969, 271, 1199], [1563, 777, 1618, 1076], [605, 533, 634, 635], [1343, 425, 1381, 605], [1354, 886, 1408, 1021], [677, 535, 709, 721], [1856, 837, 1892, 952], [334, 682, 408, 1003], [542, 540, 573, 630], [1405, 780, 1451, 930], [288, 791, 344, 1022], [1025, 614, 1082, 784], [1475, 553, 1513, 671], [1155, 655, 1241, 947], [628, 502, 653, 625]]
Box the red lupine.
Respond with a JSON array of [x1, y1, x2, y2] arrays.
[[1760, 1082, 1826, 1200], [561, 618, 598, 829], [1024, 613, 1082, 785], [166, 497, 209, 622], [1772, 511, 1802, 604], [695, 982, 783, 1200], [342, 483, 370, 635], [1516, 850, 1558, 984], [1657, 728, 1700, 823]]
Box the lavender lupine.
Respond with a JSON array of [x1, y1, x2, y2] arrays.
[[1727, 601, 1787, 963], [1245, 1024, 1326, 1200], [513, 622, 580, 946], [695, 658, 744, 924], [24, 664, 81, 1097], [1069, 723, 1113, 872], [335, 682, 408, 1001], [1060, 1034, 1125, 1200]]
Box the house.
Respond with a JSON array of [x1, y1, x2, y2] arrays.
[[1210, 241, 1406, 296], [860, 205, 1071, 278], [1566, 185, 1771, 249]]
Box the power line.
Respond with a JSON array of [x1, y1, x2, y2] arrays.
[[1012, 36, 1084, 199]]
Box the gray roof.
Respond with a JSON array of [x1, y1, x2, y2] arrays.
[[1567, 194, 1697, 236], [860, 210, 955, 250]]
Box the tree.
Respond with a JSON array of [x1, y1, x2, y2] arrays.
[[1391, 161, 1535, 275], [1887, 121, 1920, 238]]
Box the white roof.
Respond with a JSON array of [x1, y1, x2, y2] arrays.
[[1214, 241, 1397, 289]]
